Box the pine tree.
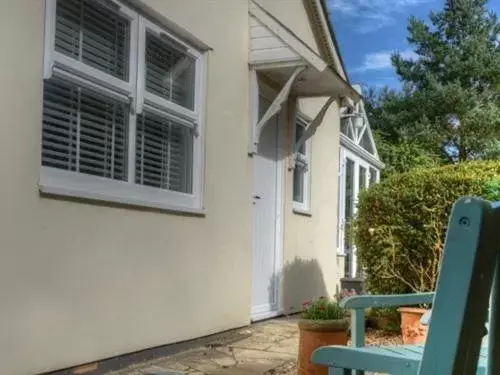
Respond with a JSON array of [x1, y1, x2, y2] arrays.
[[389, 0, 500, 162], [393, 0, 500, 89]]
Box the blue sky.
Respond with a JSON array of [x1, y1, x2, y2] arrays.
[[327, 0, 500, 91]]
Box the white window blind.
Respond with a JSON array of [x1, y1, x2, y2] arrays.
[[41, 0, 206, 212], [145, 32, 196, 110], [135, 112, 193, 193], [42, 79, 129, 180], [55, 0, 130, 81]]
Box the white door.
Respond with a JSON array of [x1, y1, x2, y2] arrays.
[[251, 93, 282, 321]]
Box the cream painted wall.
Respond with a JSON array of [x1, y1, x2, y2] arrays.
[[0, 1, 251, 374], [281, 98, 344, 313], [0, 0, 347, 374], [254, 0, 321, 55]]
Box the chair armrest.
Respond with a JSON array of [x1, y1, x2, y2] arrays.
[[342, 292, 434, 349], [341, 292, 435, 310]]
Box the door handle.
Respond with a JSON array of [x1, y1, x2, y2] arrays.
[[253, 195, 262, 200]]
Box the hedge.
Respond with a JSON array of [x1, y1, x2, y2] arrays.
[[353, 161, 500, 295]]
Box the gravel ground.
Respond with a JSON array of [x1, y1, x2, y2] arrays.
[[351, 328, 403, 346]]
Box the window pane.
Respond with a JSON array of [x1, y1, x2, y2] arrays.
[[293, 165, 305, 203], [359, 166, 367, 192], [135, 112, 193, 193], [145, 32, 196, 110], [340, 118, 349, 135], [42, 79, 128, 180], [360, 131, 374, 154], [370, 167, 378, 186], [344, 158, 355, 277], [55, 0, 130, 81], [295, 122, 306, 155], [336, 151, 342, 249], [341, 117, 355, 140], [345, 252, 351, 278]]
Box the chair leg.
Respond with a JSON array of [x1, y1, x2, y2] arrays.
[[327, 368, 365, 375], [328, 368, 346, 375]]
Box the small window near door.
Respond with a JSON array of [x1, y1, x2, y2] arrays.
[[293, 116, 311, 213]]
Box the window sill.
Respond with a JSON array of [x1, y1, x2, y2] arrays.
[[292, 206, 312, 217], [39, 167, 206, 216]]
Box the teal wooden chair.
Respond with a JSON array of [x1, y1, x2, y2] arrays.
[[312, 196, 500, 374]]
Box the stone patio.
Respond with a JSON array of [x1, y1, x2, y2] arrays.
[[103, 316, 400, 375], [105, 316, 301, 375]]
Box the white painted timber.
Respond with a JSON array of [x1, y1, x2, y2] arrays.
[[248, 0, 327, 71], [249, 15, 301, 65]]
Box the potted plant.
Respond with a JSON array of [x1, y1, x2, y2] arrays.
[[297, 296, 349, 375]]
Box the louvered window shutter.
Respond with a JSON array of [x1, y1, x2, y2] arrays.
[[145, 32, 196, 110], [135, 112, 193, 193], [42, 80, 129, 180], [55, 0, 130, 81], [42, 0, 202, 202]]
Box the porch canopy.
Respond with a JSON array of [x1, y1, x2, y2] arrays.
[[248, 0, 361, 155]]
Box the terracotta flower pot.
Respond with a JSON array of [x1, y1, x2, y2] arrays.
[[398, 307, 429, 345], [297, 318, 349, 375]]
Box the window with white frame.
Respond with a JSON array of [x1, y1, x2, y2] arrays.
[[41, 0, 206, 211], [337, 147, 381, 277], [293, 116, 311, 212]]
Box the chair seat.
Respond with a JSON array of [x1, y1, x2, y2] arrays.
[[312, 344, 489, 374]]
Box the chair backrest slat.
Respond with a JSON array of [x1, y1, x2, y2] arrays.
[[487, 203, 500, 375], [419, 197, 498, 374], [487, 252, 500, 374]]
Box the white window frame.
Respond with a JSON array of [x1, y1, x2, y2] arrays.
[[369, 167, 380, 186], [337, 147, 381, 276], [39, 0, 207, 214], [43, 0, 139, 95], [137, 17, 203, 121], [336, 148, 345, 254], [292, 114, 311, 214]]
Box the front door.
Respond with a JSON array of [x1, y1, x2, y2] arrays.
[[251, 93, 282, 321]]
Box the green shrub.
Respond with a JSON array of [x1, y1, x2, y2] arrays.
[[353, 161, 500, 295], [367, 307, 401, 332]]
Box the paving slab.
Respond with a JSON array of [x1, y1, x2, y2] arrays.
[[106, 317, 300, 375], [105, 317, 406, 375], [104, 317, 400, 375]]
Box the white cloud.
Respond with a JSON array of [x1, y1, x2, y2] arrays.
[[327, 0, 434, 33], [353, 49, 417, 73]]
